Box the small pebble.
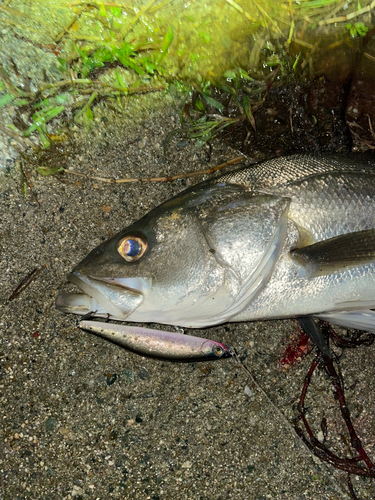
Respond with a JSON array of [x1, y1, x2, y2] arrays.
[[122, 369, 135, 382], [181, 461, 192, 469], [106, 373, 117, 386], [71, 485, 84, 497], [317, 430, 324, 443], [45, 417, 56, 432], [138, 367, 149, 380], [244, 385, 254, 397]]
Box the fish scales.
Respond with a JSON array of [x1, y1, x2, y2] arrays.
[[219, 154, 375, 189], [220, 155, 375, 239]]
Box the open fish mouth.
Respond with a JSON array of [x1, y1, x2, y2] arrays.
[[55, 271, 146, 320]]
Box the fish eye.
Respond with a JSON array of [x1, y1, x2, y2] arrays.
[[117, 236, 147, 262], [212, 345, 224, 357]]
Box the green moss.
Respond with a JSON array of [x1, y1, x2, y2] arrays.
[[0, 0, 373, 153], [346, 22, 369, 38]]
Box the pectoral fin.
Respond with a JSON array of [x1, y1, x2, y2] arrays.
[[297, 317, 332, 358], [291, 229, 375, 277]]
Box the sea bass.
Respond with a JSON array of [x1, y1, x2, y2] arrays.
[[56, 154, 375, 335]]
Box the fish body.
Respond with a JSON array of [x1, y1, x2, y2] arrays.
[[56, 154, 375, 334]]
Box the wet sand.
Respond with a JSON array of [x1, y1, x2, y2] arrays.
[[1, 96, 375, 500]]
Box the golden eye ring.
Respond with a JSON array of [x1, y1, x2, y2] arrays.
[[212, 345, 224, 357], [117, 236, 147, 262]]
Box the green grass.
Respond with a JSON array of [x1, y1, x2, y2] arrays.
[[0, 0, 373, 158]]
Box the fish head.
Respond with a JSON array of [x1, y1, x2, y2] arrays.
[[56, 182, 290, 327]]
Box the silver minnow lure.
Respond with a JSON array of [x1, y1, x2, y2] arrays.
[[56, 154, 375, 344], [79, 320, 231, 360]]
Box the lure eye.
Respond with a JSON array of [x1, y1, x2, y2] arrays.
[[117, 236, 147, 262], [212, 345, 224, 357]]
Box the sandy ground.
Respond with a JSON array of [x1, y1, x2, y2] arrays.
[[1, 96, 375, 500]]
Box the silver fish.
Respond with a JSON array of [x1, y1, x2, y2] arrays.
[[79, 320, 231, 360], [56, 154, 375, 335]]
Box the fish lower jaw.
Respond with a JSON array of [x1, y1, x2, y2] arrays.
[[55, 292, 101, 315], [55, 292, 131, 320], [65, 271, 144, 319]]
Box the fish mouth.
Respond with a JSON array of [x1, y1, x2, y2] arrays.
[[55, 271, 147, 320]]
